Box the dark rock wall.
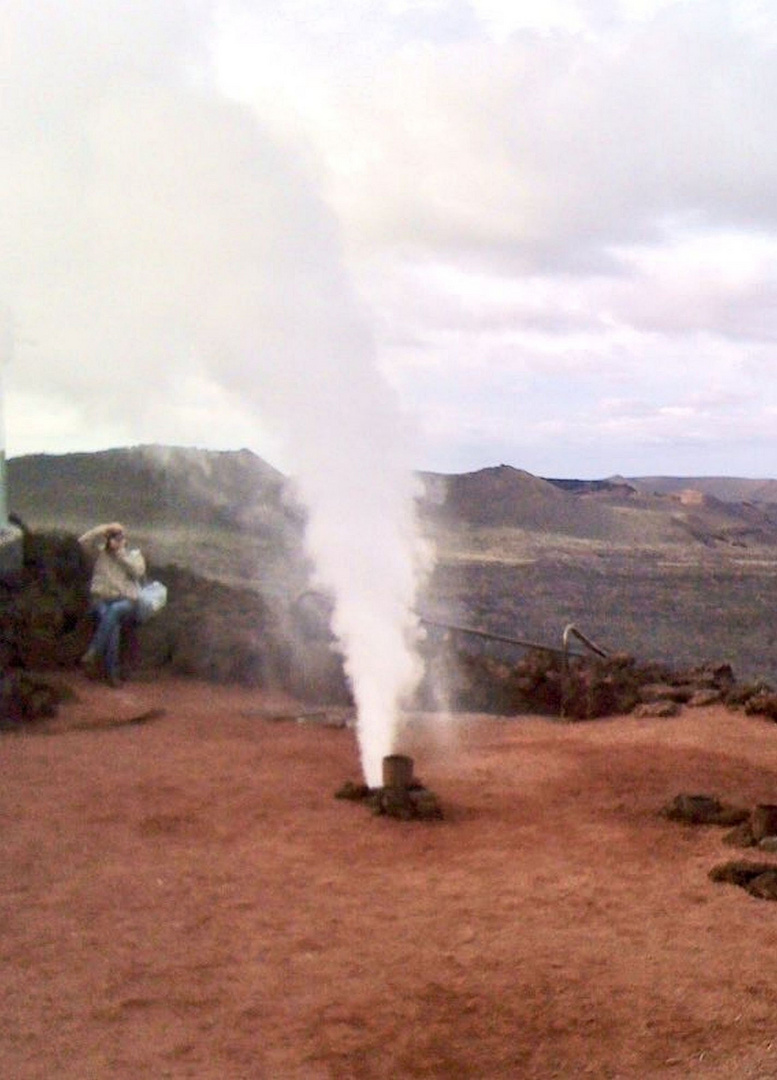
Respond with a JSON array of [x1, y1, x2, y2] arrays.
[[4, 529, 777, 730], [0, 527, 352, 726]]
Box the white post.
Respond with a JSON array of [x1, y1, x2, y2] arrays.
[[0, 308, 13, 528], [0, 363, 7, 528], [0, 308, 22, 578]]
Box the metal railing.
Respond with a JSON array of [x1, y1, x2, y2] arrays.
[[419, 616, 609, 661], [292, 590, 611, 665], [561, 623, 608, 659]]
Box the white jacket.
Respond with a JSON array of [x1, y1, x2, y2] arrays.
[[78, 524, 146, 602]]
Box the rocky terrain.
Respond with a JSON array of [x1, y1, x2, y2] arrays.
[[5, 451, 777, 1078], [6, 446, 777, 722], [418, 464, 777, 685]]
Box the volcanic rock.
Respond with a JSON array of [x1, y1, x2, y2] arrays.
[[638, 683, 693, 704], [744, 870, 777, 900], [687, 689, 723, 707], [633, 701, 681, 718], [335, 780, 444, 821], [744, 692, 777, 721], [723, 822, 757, 848], [708, 860, 777, 886], [750, 804, 777, 841], [661, 794, 749, 827]]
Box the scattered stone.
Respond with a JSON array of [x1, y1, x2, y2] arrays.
[[335, 779, 444, 821], [744, 692, 777, 721], [750, 804, 777, 841], [669, 801, 777, 899], [713, 855, 777, 898], [708, 860, 776, 887], [371, 783, 444, 821], [745, 870, 777, 901], [638, 683, 692, 704], [725, 682, 772, 709], [294, 711, 332, 725], [0, 671, 71, 729], [723, 822, 757, 847], [687, 689, 723, 707], [685, 662, 735, 690], [334, 780, 372, 801], [633, 701, 680, 718], [242, 708, 352, 727], [57, 708, 167, 734], [404, 787, 444, 821], [295, 710, 353, 728], [725, 685, 754, 708], [661, 794, 749, 826]]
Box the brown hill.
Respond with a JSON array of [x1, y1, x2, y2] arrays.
[[7, 446, 311, 601], [11, 448, 777, 554], [421, 464, 777, 548], [7, 444, 299, 536], [622, 474, 777, 506], [419, 465, 619, 538]]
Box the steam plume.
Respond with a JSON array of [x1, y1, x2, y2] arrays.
[[1, 2, 427, 784]]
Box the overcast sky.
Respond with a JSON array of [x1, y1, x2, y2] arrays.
[[3, 0, 777, 479]]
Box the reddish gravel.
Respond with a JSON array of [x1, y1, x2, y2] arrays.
[[2, 674, 777, 1079]]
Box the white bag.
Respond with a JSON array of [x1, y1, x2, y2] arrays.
[[137, 580, 168, 622]]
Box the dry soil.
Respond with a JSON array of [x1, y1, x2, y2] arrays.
[[2, 675, 777, 1079]]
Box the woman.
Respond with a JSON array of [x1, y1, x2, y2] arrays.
[[78, 522, 146, 687]]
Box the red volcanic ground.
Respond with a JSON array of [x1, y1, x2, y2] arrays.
[[2, 674, 777, 1079]]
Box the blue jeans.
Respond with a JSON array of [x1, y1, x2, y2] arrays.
[[89, 599, 137, 679]]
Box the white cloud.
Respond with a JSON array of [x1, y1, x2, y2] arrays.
[[3, 0, 777, 481], [328, 13, 775, 267], [606, 231, 777, 340]]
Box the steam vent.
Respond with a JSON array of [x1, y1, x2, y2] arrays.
[[335, 754, 443, 821]]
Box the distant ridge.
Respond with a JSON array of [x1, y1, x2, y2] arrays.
[[544, 477, 636, 495], [620, 475, 777, 505], [11, 448, 777, 686], [418, 463, 777, 548], [8, 447, 777, 551], [7, 445, 299, 536], [419, 464, 618, 538]]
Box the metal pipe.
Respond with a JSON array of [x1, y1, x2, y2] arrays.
[[419, 617, 572, 658], [562, 623, 608, 658], [382, 754, 414, 791]]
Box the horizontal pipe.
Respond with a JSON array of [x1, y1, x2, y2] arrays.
[[418, 617, 575, 658]]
